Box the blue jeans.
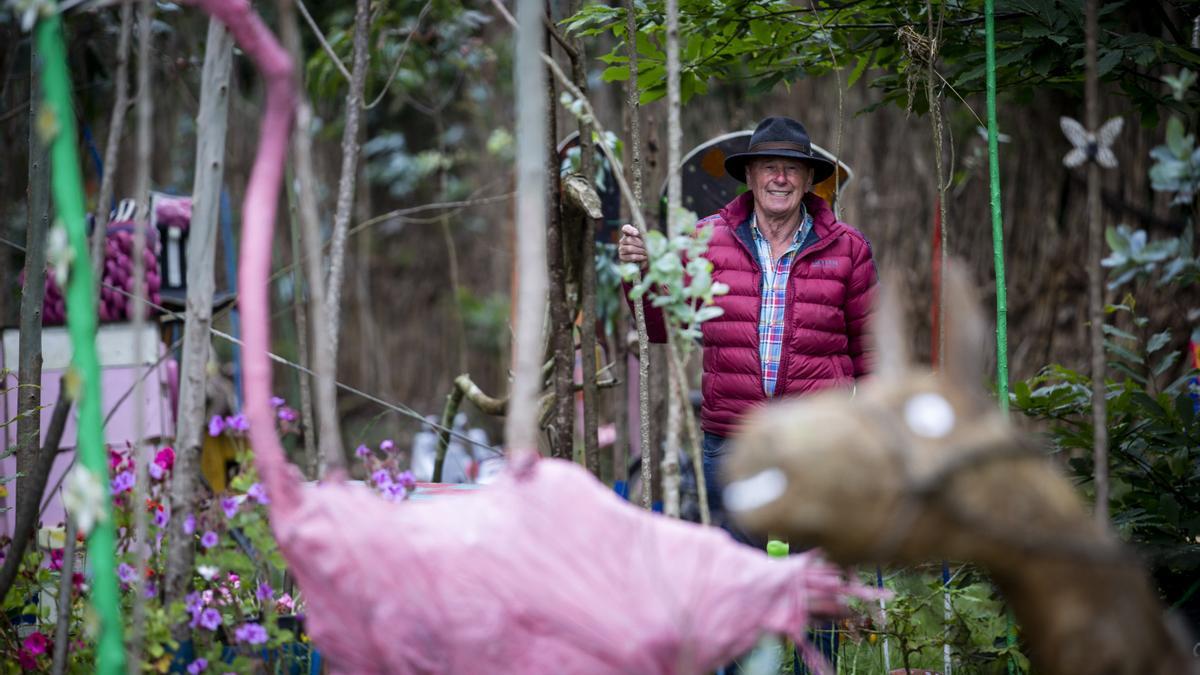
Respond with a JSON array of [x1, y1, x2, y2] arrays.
[[703, 432, 839, 674]]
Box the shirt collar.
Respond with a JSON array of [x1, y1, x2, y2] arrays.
[[750, 205, 811, 249]]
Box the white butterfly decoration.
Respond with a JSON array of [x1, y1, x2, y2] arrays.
[[1061, 116, 1124, 169]]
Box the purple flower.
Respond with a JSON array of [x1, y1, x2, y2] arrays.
[[183, 513, 196, 535], [234, 622, 268, 645], [277, 407, 298, 422], [153, 508, 169, 528], [110, 470, 135, 495], [355, 444, 370, 458], [380, 439, 396, 454], [225, 413, 249, 432], [144, 579, 157, 599], [382, 482, 407, 502], [221, 497, 239, 519], [148, 462, 164, 481], [197, 608, 221, 631], [370, 469, 392, 488], [247, 483, 269, 505], [269, 396, 286, 408], [255, 581, 273, 602], [186, 657, 208, 674], [207, 415, 225, 437], [185, 591, 204, 614], [395, 470, 416, 490], [200, 531, 218, 549], [117, 563, 136, 584]]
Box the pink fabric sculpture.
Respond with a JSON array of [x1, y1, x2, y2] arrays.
[[195, 0, 874, 671]]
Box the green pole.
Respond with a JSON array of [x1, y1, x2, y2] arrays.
[[37, 14, 126, 674], [984, 0, 1016, 671], [984, 0, 1009, 414]]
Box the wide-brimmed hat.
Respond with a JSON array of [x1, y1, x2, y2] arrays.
[[723, 116, 836, 184]]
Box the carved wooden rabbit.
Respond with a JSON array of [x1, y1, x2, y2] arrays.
[[723, 262, 1196, 675]]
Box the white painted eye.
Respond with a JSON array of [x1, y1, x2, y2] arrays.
[[724, 468, 788, 512], [903, 393, 956, 438]]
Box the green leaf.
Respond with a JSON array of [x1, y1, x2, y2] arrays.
[[847, 53, 870, 88], [1096, 48, 1124, 77], [1166, 115, 1188, 158], [1104, 339, 1144, 366], [1146, 330, 1171, 355], [1102, 324, 1138, 342], [601, 65, 630, 83]]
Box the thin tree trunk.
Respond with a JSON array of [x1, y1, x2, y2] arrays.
[[612, 302, 629, 483], [433, 385, 466, 483], [127, 3, 156, 663], [1085, 0, 1108, 524], [90, 3, 133, 278], [287, 173, 318, 478], [623, 0, 652, 509], [570, 28, 601, 478], [660, 0, 684, 518], [280, 0, 344, 476], [50, 519, 76, 675], [507, 0, 548, 455], [324, 0, 369, 362], [0, 384, 70, 605], [164, 17, 233, 642], [16, 37, 49, 511], [669, 345, 708, 524], [545, 50, 575, 459]]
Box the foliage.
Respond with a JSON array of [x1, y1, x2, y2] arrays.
[[0, 399, 416, 672], [839, 568, 1028, 674], [618, 214, 729, 341], [564, 0, 1199, 121]]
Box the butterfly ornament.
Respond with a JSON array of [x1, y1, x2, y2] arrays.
[[1061, 116, 1123, 169]]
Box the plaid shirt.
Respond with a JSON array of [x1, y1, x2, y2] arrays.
[[751, 208, 813, 397]]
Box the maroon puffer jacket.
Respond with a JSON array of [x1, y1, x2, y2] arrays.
[[634, 191, 877, 437]]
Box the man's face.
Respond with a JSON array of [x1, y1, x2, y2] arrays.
[[746, 158, 813, 222]]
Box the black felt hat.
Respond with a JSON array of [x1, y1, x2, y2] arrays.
[[724, 116, 836, 184]]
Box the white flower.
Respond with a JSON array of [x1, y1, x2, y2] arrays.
[[46, 219, 73, 286], [62, 466, 107, 537], [196, 565, 219, 581]]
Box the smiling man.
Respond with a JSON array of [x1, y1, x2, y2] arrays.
[[618, 116, 877, 541]]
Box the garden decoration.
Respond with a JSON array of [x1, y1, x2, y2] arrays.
[[213, 0, 878, 673], [722, 261, 1195, 675], [34, 9, 126, 675]]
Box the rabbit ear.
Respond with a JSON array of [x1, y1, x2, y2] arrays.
[[941, 260, 988, 395], [870, 269, 910, 379]]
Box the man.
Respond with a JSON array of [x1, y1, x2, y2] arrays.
[[619, 115, 877, 539]]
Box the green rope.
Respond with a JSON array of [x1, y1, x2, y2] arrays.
[[37, 14, 126, 674], [984, 1, 1016, 672]]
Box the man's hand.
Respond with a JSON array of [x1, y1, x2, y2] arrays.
[[618, 224, 648, 265]]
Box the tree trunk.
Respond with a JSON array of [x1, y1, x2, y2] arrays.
[[1084, 0, 1108, 526], [164, 17, 233, 641], [16, 37, 49, 511], [507, 0, 548, 456], [324, 0, 369, 362], [90, 3, 132, 279], [623, 0, 652, 509], [545, 51, 575, 459], [660, 0, 683, 518], [287, 175, 318, 478], [280, 0, 344, 476], [572, 40, 601, 479]]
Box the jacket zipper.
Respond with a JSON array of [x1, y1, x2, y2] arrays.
[[772, 230, 843, 398]]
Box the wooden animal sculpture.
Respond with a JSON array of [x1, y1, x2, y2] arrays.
[[722, 262, 1196, 675], [198, 0, 874, 672]]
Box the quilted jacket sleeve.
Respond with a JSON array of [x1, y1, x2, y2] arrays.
[[845, 234, 878, 378]]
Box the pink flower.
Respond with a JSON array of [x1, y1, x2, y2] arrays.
[[148, 462, 164, 481], [208, 415, 225, 437], [17, 648, 36, 669], [23, 631, 49, 655], [380, 439, 396, 454], [277, 407, 298, 422], [276, 593, 294, 613], [154, 447, 175, 472], [71, 572, 85, 592], [201, 531, 218, 549], [48, 548, 64, 571], [269, 396, 286, 408]]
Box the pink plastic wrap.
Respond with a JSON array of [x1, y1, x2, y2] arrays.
[[200, 0, 875, 671]]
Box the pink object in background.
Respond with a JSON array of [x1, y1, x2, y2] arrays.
[[202, 0, 876, 672]]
